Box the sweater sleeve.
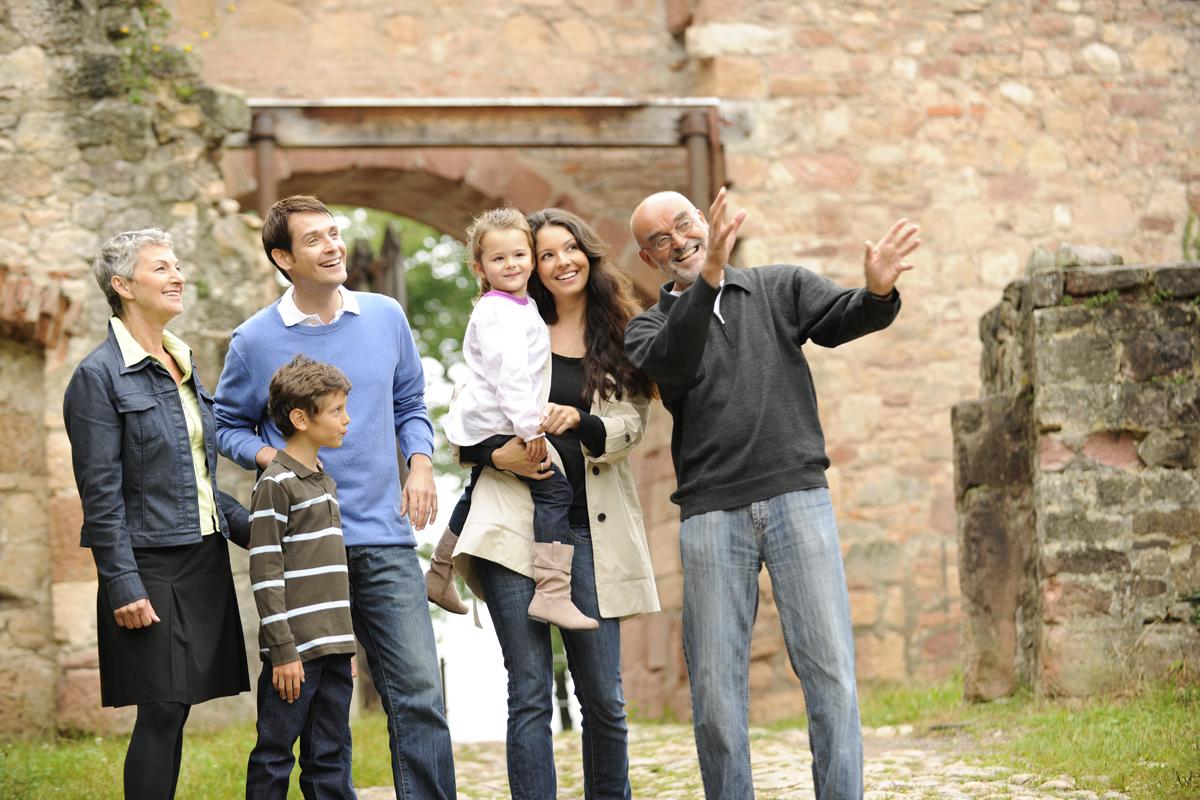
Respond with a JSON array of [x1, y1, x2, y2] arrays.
[[476, 303, 546, 441], [623, 279, 720, 403], [214, 339, 271, 470], [249, 476, 299, 666], [62, 364, 147, 611], [390, 301, 436, 463], [793, 268, 901, 347]]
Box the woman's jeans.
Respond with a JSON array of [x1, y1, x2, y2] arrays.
[[477, 524, 631, 800], [680, 488, 862, 800]]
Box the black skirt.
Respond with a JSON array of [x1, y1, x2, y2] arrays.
[[97, 532, 250, 708]]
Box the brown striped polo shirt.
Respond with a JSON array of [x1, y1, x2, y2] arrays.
[[249, 450, 356, 665]]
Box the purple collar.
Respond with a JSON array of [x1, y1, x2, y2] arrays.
[[483, 290, 529, 305]]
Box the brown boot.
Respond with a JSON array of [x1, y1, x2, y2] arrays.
[[527, 542, 599, 631], [426, 527, 468, 614]]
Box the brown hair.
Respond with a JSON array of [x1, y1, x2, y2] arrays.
[[527, 208, 656, 402], [261, 195, 334, 281], [465, 207, 533, 294], [268, 354, 352, 439]]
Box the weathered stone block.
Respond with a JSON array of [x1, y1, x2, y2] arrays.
[[1055, 244, 1124, 269], [67, 49, 123, 98], [1064, 266, 1148, 295], [1121, 330, 1194, 381], [951, 394, 1031, 499], [1042, 577, 1113, 622], [0, 412, 46, 473], [843, 541, 904, 589], [1043, 547, 1130, 576], [1029, 269, 1063, 307], [1131, 508, 1200, 538], [1038, 510, 1127, 544], [957, 486, 1033, 701], [1037, 434, 1075, 472], [1035, 332, 1118, 384], [194, 85, 251, 135], [1137, 429, 1197, 469], [1080, 431, 1142, 470], [1152, 264, 1200, 298]]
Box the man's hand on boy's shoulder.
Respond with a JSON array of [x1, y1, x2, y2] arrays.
[[273, 659, 305, 703]]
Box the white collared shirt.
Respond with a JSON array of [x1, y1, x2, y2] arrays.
[[671, 279, 726, 324], [276, 285, 361, 327]]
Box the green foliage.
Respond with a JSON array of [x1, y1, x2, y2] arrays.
[[1060, 295, 1076, 306], [1184, 213, 1200, 262], [111, 2, 181, 104], [1150, 287, 1176, 305], [1083, 289, 1119, 309], [330, 206, 475, 481]]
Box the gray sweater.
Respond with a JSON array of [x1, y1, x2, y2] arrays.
[[624, 265, 900, 519]]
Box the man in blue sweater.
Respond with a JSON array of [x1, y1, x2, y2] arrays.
[[625, 188, 920, 800], [215, 195, 455, 799]]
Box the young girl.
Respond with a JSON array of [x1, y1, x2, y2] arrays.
[[430, 207, 597, 631]]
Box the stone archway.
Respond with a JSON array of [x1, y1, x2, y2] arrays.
[[219, 145, 683, 300]]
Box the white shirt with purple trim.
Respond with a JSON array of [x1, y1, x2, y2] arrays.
[[444, 290, 550, 445]]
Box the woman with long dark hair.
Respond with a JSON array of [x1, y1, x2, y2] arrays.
[[449, 208, 658, 799]]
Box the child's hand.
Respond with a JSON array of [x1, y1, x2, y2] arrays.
[[273, 659, 305, 703], [525, 436, 547, 465]]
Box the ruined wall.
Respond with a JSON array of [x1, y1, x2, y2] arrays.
[[0, 0, 271, 733], [954, 252, 1200, 699], [164, 0, 1200, 721]]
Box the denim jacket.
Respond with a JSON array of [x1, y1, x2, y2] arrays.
[[63, 323, 250, 611]]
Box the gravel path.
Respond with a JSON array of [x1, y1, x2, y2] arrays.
[[357, 723, 1131, 800]]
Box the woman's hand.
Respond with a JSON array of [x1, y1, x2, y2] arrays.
[[114, 598, 160, 629], [492, 436, 554, 480], [539, 403, 581, 435]]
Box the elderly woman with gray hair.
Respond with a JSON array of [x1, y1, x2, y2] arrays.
[[63, 229, 251, 799]]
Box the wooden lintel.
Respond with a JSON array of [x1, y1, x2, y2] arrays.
[[227, 105, 704, 149]]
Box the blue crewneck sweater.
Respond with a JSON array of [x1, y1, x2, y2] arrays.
[[214, 292, 434, 547]]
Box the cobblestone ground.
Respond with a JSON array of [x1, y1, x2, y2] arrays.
[[358, 724, 1132, 800]]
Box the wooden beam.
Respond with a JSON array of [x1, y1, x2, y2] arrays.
[[226, 99, 722, 149]]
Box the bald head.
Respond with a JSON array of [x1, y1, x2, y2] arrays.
[[630, 192, 696, 247]]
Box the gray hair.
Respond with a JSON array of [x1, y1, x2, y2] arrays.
[[92, 228, 174, 316]]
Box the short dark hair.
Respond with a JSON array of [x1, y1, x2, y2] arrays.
[[261, 195, 333, 281], [268, 354, 352, 438]]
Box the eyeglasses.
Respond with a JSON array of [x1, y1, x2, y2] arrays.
[[646, 217, 694, 252]]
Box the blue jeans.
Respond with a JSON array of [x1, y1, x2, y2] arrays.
[[345, 545, 456, 799], [449, 437, 573, 544], [680, 488, 862, 800], [476, 524, 631, 800], [246, 654, 356, 800]]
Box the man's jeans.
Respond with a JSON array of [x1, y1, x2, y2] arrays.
[[346, 545, 456, 799], [477, 524, 631, 800], [246, 654, 356, 800], [680, 488, 862, 800]]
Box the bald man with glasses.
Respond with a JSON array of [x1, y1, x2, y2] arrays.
[[625, 188, 920, 800]]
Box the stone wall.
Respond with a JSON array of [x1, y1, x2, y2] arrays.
[[954, 252, 1200, 699], [0, 0, 271, 734], [162, 0, 1200, 722]]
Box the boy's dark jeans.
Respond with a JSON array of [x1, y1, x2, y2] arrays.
[[449, 434, 573, 541], [245, 653, 356, 800]]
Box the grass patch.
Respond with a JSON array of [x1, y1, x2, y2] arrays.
[[854, 676, 1200, 799], [0, 710, 395, 799]]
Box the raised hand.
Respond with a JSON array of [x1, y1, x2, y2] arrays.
[[863, 219, 920, 296], [702, 187, 748, 288]]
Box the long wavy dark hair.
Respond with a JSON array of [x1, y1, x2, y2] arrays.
[[527, 208, 655, 403]]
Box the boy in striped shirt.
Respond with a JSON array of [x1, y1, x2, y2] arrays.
[[246, 355, 357, 799]]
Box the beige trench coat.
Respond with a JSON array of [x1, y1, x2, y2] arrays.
[[451, 378, 660, 620]]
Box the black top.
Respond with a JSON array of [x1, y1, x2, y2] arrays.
[[624, 264, 900, 520], [463, 353, 607, 528]]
